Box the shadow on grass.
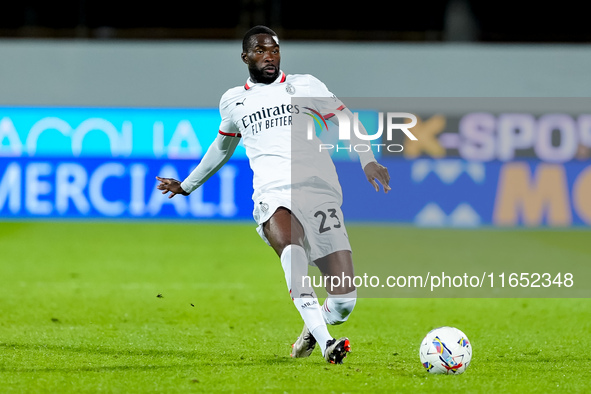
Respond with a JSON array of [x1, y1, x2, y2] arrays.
[[0, 364, 199, 373], [262, 356, 295, 365], [0, 342, 294, 372], [0, 342, 198, 359]]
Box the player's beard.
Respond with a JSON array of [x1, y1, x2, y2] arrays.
[[250, 64, 280, 84]]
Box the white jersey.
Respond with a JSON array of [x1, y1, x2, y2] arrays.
[[218, 71, 346, 200]]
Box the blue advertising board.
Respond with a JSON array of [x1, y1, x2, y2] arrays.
[[0, 106, 247, 159], [338, 159, 591, 227], [0, 157, 254, 220], [1, 106, 590, 226], [0, 106, 255, 220]]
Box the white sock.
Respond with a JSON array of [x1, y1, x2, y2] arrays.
[[293, 297, 333, 355], [281, 245, 333, 355], [310, 324, 333, 356], [322, 289, 357, 325]]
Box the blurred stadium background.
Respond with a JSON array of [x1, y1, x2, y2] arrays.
[[1, 0, 590, 226]]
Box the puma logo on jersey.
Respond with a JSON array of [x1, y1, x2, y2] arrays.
[[236, 98, 246, 106]]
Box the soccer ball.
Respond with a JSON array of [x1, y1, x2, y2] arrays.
[[419, 326, 472, 375]]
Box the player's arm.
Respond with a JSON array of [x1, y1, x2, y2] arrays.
[[327, 106, 391, 193], [156, 132, 240, 198]]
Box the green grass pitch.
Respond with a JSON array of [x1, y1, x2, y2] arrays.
[[0, 221, 590, 393]]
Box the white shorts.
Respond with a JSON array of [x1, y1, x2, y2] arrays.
[[253, 187, 351, 263]]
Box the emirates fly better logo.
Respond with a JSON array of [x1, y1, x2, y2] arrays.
[[303, 107, 419, 153]]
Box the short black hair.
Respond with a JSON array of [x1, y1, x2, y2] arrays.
[[242, 25, 278, 52]]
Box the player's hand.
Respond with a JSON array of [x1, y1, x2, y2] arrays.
[[155, 176, 189, 199], [363, 162, 391, 193]]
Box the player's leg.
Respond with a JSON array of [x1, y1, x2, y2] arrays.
[[315, 251, 357, 326], [311, 252, 355, 364], [315, 250, 355, 294], [262, 207, 334, 358], [298, 200, 354, 364]]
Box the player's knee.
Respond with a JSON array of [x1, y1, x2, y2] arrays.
[[322, 290, 357, 325], [334, 297, 357, 322]]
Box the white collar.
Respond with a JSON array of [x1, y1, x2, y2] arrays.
[[244, 71, 287, 90]]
